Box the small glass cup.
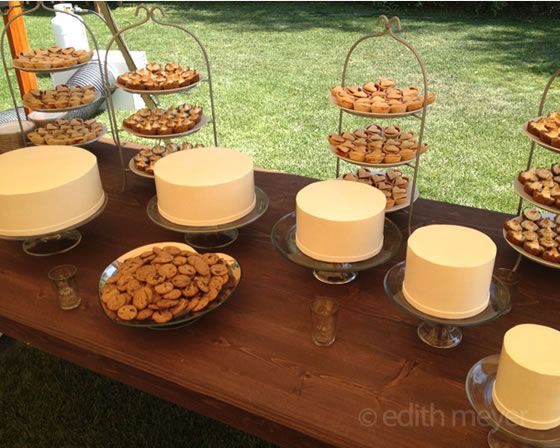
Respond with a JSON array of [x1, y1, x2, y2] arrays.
[[310, 297, 339, 347], [48, 264, 81, 310]]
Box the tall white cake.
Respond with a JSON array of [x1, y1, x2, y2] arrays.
[[0, 145, 105, 237], [154, 147, 256, 226], [493, 324, 560, 430], [295, 179, 386, 262], [402, 225, 496, 319]]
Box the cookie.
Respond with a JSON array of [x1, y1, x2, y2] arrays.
[[146, 271, 165, 286], [195, 277, 209, 293], [136, 308, 154, 321], [152, 310, 173, 323], [178, 264, 196, 276], [171, 299, 189, 316], [210, 264, 228, 276], [107, 293, 128, 311], [188, 255, 209, 276], [203, 253, 220, 265], [118, 305, 138, 321], [154, 281, 174, 295], [133, 286, 152, 310], [182, 284, 199, 298], [173, 256, 187, 266], [171, 274, 191, 288], [152, 253, 174, 264], [192, 296, 209, 312], [158, 263, 177, 279], [135, 265, 156, 282], [163, 246, 181, 255], [163, 289, 182, 300]]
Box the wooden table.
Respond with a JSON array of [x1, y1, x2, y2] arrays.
[[1, 142, 558, 448]]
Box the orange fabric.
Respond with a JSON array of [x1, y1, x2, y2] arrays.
[[3, 1, 38, 100]]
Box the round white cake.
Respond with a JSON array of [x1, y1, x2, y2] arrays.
[[402, 225, 496, 319], [295, 179, 386, 262], [0, 145, 105, 237], [493, 324, 560, 430], [154, 147, 256, 226]]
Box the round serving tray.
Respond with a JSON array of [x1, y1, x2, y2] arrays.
[[502, 227, 560, 270], [466, 354, 560, 447], [328, 95, 426, 119], [115, 77, 203, 96], [122, 114, 208, 140], [271, 212, 403, 273], [28, 123, 107, 148], [329, 144, 413, 168], [98, 242, 241, 330], [522, 120, 560, 155], [128, 157, 154, 179], [12, 59, 92, 74], [23, 91, 102, 113], [513, 178, 560, 215]]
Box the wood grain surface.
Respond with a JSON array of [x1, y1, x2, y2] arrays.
[[0, 142, 558, 448]]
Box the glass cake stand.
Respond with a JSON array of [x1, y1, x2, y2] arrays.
[[0, 194, 108, 256], [146, 187, 269, 250], [384, 262, 511, 348], [271, 211, 403, 284], [466, 355, 560, 448]]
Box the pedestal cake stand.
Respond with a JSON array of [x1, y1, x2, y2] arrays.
[[146, 187, 268, 250], [466, 355, 560, 448], [271, 211, 403, 284], [0, 194, 108, 256], [384, 262, 511, 348]]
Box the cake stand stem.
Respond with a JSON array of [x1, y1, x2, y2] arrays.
[[183, 229, 239, 250], [488, 429, 532, 448], [22, 229, 82, 257], [417, 321, 462, 349], [313, 270, 357, 285]]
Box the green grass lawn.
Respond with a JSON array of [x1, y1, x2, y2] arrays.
[[1, 3, 560, 447]]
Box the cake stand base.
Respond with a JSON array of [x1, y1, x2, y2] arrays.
[[22, 229, 82, 256], [488, 429, 533, 448], [313, 270, 357, 285], [183, 229, 239, 250], [417, 321, 462, 349]]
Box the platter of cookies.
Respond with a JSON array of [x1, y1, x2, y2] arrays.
[[340, 167, 419, 212], [503, 208, 560, 269], [27, 118, 105, 146], [116, 62, 202, 95], [129, 142, 205, 178], [122, 104, 206, 138], [514, 164, 560, 214], [329, 79, 436, 118], [328, 124, 428, 167], [98, 242, 241, 328], [23, 85, 99, 112], [523, 112, 560, 154], [12, 46, 93, 73]]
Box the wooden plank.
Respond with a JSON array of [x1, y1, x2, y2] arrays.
[[0, 141, 558, 447]]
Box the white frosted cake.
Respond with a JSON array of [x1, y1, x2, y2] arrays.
[[493, 324, 560, 430], [0, 145, 105, 237], [295, 179, 386, 262], [154, 147, 256, 226], [403, 225, 496, 319]]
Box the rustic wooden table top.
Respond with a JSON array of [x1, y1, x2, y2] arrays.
[[0, 142, 558, 448]]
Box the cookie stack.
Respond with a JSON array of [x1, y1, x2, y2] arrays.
[[100, 246, 234, 324], [13, 46, 93, 70], [518, 164, 560, 209], [27, 118, 104, 146], [117, 62, 200, 91], [23, 85, 97, 110]]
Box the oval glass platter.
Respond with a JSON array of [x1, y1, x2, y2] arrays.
[[98, 242, 241, 329], [122, 114, 208, 139], [328, 95, 426, 119], [115, 77, 204, 95]]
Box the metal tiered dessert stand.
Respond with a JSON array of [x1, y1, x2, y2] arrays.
[[384, 262, 511, 348], [466, 355, 560, 447], [271, 212, 403, 284], [104, 5, 219, 189], [330, 15, 432, 235], [507, 68, 560, 272], [0, 1, 125, 188]]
